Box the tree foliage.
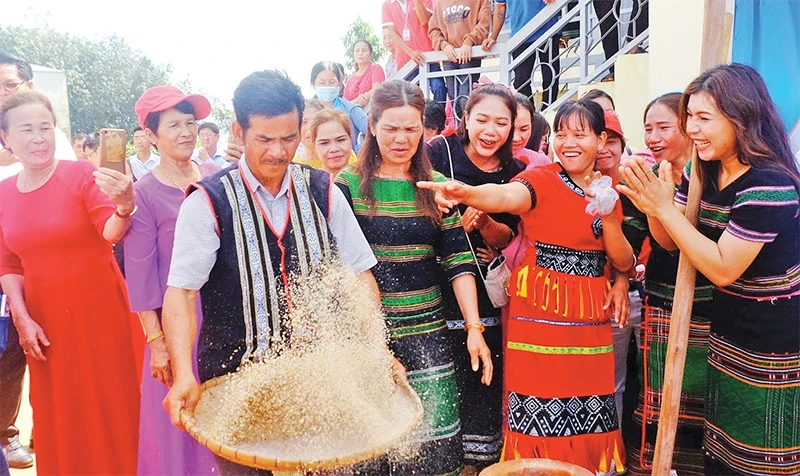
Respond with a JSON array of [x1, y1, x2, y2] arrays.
[[342, 17, 386, 72], [0, 24, 233, 136]]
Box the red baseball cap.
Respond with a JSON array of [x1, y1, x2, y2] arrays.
[[134, 85, 212, 129], [603, 110, 625, 139]]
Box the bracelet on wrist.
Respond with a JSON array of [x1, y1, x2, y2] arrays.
[[115, 205, 138, 220], [146, 330, 164, 344], [464, 322, 485, 333]]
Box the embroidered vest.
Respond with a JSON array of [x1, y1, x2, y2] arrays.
[[191, 164, 334, 381]]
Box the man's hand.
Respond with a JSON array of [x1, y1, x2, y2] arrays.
[[481, 38, 496, 52], [391, 357, 408, 386], [163, 376, 200, 430], [225, 143, 244, 163], [410, 50, 426, 66]]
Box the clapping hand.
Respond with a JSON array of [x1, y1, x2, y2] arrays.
[[616, 157, 676, 217]]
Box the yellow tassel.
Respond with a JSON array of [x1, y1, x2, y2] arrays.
[[541, 273, 551, 311], [552, 276, 560, 315], [531, 270, 543, 306], [516, 265, 529, 298]]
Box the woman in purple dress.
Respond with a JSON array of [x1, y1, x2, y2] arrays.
[[124, 86, 219, 475]]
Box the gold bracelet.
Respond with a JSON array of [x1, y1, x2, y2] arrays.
[[464, 322, 485, 333], [146, 330, 164, 344]]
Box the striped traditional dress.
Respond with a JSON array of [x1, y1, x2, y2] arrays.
[[335, 166, 476, 475], [675, 165, 800, 475], [621, 165, 714, 475]]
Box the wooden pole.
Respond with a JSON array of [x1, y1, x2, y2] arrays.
[[651, 153, 701, 474], [650, 0, 731, 471]]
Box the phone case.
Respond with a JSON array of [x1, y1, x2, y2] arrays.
[[99, 129, 128, 174]]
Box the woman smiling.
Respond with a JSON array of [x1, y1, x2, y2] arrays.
[[308, 109, 357, 177], [419, 99, 633, 474], [426, 83, 525, 468], [619, 64, 800, 476], [0, 91, 140, 475]]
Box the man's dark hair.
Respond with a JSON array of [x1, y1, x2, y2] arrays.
[[198, 122, 219, 134], [72, 133, 88, 145], [0, 53, 33, 82], [424, 99, 446, 134], [83, 132, 100, 153], [144, 101, 195, 135], [133, 126, 144, 134], [233, 70, 304, 132]]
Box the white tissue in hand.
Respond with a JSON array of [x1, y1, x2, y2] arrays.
[[585, 175, 619, 216]]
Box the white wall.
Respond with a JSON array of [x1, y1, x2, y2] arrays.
[[32, 65, 71, 137]]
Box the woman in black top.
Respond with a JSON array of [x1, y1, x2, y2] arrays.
[[425, 84, 525, 470]]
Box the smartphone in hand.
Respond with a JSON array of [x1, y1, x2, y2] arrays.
[[99, 129, 128, 174]]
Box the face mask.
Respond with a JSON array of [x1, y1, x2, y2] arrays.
[[316, 86, 340, 102]]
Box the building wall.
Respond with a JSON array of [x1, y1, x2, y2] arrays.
[[32, 65, 71, 137]]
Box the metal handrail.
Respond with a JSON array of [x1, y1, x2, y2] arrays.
[[391, 0, 650, 113]]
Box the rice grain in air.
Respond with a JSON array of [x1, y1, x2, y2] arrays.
[[192, 260, 422, 465]]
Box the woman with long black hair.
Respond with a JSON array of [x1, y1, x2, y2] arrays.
[[619, 63, 800, 475]]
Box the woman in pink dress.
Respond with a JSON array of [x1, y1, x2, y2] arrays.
[[343, 40, 386, 107], [124, 85, 218, 475], [0, 91, 140, 475]]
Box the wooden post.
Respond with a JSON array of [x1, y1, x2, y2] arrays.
[[650, 0, 731, 472], [651, 154, 702, 474]]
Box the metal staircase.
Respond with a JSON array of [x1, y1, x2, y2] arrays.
[[393, 0, 649, 114]]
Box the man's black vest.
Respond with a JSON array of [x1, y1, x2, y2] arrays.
[[190, 164, 334, 382]]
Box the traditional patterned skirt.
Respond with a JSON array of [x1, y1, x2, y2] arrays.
[[388, 316, 463, 475], [447, 317, 504, 466], [502, 249, 626, 474], [704, 331, 800, 475], [625, 304, 710, 475]]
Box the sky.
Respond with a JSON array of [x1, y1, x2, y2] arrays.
[[1, 2, 386, 103]]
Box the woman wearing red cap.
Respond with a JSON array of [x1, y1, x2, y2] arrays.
[[124, 85, 218, 475], [0, 91, 140, 474]]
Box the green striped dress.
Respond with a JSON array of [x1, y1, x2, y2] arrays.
[[675, 165, 800, 475], [335, 166, 477, 475]]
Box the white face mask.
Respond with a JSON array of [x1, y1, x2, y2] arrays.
[[316, 86, 340, 102]]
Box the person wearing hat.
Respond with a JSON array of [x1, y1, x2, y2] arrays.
[[161, 70, 394, 474], [123, 85, 219, 475], [0, 90, 140, 474]]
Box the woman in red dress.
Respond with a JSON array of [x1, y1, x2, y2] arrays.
[[0, 91, 141, 474], [420, 99, 633, 473]]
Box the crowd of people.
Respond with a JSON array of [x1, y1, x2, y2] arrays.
[[0, 1, 798, 475]]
